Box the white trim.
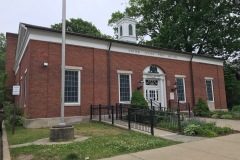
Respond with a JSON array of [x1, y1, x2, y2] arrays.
[[175, 75, 186, 78], [64, 68, 81, 106], [117, 70, 133, 74], [175, 77, 186, 103], [65, 66, 83, 70], [118, 73, 132, 104], [205, 79, 214, 102], [14, 26, 224, 74], [24, 69, 27, 74], [205, 77, 214, 80]]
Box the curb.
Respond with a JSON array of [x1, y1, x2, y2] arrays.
[[2, 121, 11, 160]]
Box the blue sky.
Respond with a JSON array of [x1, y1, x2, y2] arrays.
[[0, 0, 128, 36]]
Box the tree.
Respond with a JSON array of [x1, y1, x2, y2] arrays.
[[109, 0, 240, 57], [130, 90, 148, 107], [0, 33, 6, 70], [224, 61, 240, 109], [51, 18, 112, 39], [0, 33, 6, 108]]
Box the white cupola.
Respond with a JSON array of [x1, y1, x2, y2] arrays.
[[116, 17, 137, 43]]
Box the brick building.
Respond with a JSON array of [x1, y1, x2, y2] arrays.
[[5, 18, 227, 127]]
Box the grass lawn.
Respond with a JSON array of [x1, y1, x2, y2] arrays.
[[7, 122, 180, 160]]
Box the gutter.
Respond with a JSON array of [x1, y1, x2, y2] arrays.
[[190, 55, 195, 107], [107, 42, 112, 106]]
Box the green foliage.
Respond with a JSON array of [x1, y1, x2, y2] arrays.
[[3, 101, 23, 126], [182, 119, 231, 137], [232, 105, 240, 112], [64, 153, 81, 160], [0, 33, 6, 108], [109, 0, 240, 56], [130, 90, 148, 107], [51, 18, 112, 39], [220, 114, 233, 119], [224, 63, 240, 109], [183, 124, 200, 136], [193, 98, 210, 117]]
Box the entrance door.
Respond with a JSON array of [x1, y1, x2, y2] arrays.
[[145, 79, 160, 107]]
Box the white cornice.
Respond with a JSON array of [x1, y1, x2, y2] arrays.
[[13, 26, 224, 74]]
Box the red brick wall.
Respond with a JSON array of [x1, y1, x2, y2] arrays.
[[7, 38, 227, 118], [5, 33, 18, 89]]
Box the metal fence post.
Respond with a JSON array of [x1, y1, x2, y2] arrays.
[[120, 103, 123, 119], [111, 105, 114, 125], [128, 107, 131, 130], [177, 99, 181, 133], [188, 103, 191, 118], [99, 104, 102, 122], [150, 110, 154, 136], [116, 103, 118, 119], [90, 105, 93, 120]]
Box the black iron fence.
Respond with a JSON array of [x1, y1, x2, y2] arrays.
[[90, 101, 185, 135]]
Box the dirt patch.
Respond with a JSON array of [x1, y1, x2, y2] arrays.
[[17, 154, 35, 160]]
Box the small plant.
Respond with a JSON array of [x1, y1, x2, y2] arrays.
[[220, 114, 233, 119], [64, 153, 81, 160], [3, 101, 23, 126], [232, 105, 240, 113], [183, 124, 200, 136], [193, 98, 211, 117], [130, 90, 148, 107]]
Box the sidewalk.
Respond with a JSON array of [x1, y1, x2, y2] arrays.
[[100, 118, 240, 160]]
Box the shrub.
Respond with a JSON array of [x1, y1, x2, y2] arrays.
[[193, 98, 210, 117], [232, 112, 240, 119], [211, 114, 219, 119], [183, 124, 201, 136], [220, 114, 233, 119], [130, 90, 148, 107], [231, 105, 240, 113], [3, 101, 23, 126], [64, 153, 81, 160]]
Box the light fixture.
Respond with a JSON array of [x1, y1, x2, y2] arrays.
[[172, 82, 177, 91], [138, 80, 144, 88], [43, 62, 48, 67]]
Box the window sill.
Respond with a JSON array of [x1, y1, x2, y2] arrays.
[[64, 103, 80, 106]]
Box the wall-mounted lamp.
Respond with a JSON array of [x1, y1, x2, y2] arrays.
[[43, 62, 48, 67], [137, 80, 144, 90], [172, 82, 177, 91]]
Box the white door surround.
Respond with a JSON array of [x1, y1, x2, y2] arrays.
[[143, 65, 167, 108]]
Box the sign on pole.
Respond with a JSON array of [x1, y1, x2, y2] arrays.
[[12, 85, 20, 95]]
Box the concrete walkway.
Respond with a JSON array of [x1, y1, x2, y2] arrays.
[[100, 118, 240, 160]]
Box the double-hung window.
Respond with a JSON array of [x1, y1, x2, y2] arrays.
[[64, 66, 82, 106], [205, 78, 214, 101], [118, 70, 132, 103], [175, 76, 186, 102]]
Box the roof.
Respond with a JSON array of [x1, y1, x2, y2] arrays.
[[21, 22, 224, 62]]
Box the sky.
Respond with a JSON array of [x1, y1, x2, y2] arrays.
[[0, 0, 128, 36]]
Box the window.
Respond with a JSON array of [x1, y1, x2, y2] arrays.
[[176, 77, 186, 102], [64, 68, 81, 105], [129, 24, 133, 35], [118, 71, 132, 103], [206, 79, 214, 101], [120, 26, 123, 36]]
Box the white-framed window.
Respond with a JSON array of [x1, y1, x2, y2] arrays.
[[205, 78, 214, 102], [175, 75, 186, 102], [118, 70, 132, 103], [64, 66, 82, 106], [20, 77, 23, 108]]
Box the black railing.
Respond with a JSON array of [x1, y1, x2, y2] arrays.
[[90, 102, 184, 135]]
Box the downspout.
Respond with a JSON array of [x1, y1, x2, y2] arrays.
[[190, 55, 195, 107], [107, 41, 112, 106]]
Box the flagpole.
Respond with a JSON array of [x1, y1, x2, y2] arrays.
[[60, 0, 66, 125]]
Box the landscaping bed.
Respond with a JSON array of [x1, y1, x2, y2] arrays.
[[7, 122, 180, 160]]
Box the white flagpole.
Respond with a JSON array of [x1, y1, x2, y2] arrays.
[[60, 0, 66, 125]]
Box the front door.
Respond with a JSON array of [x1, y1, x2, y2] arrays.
[[145, 79, 160, 107]]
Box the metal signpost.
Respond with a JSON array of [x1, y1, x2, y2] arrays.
[[12, 85, 20, 134]]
